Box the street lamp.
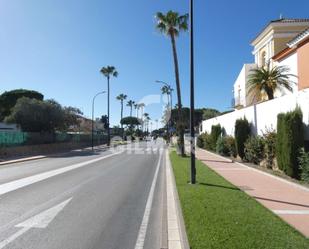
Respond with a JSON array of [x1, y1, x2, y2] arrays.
[[92, 91, 106, 151], [189, 0, 196, 184], [156, 80, 173, 109], [156, 80, 174, 142]]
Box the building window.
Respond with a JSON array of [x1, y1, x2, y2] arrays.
[[261, 51, 267, 67]]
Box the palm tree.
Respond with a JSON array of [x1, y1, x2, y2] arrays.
[[127, 100, 135, 117], [138, 103, 145, 130], [143, 113, 149, 132], [134, 103, 139, 118], [156, 11, 188, 155], [100, 66, 118, 146], [116, 94, 127, 128], [247, 64, 295, 101]]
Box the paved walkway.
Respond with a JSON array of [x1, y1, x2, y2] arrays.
[[196, 148, 309, 238]]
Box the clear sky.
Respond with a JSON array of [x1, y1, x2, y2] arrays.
[[0, 0, 308, 127]]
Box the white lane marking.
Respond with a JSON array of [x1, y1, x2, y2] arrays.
[[0, 151, 122, 196], [273, 210, 309, 215], [0, 198, 72, 248], [134, 150, 163, 249]]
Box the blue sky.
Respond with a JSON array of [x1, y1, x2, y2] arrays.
[[0, 0, 308, 127]]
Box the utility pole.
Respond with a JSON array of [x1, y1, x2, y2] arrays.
[[190, 0, 196, 184]]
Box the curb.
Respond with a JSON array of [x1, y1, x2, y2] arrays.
[[165, 150, 190, 249], [0, 144, 110, 166]]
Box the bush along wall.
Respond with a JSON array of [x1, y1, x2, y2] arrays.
[[210, 124, 222, 151], [276, 107, 304, 179], [235, 118, 251, 159]]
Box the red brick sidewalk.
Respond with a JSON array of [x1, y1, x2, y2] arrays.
[[196, 148, 309, 238]]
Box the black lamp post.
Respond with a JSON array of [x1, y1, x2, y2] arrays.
[[92, 91, 106, 151], [190, 0, 196, 184]]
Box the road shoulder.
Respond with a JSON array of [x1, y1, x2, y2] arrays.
[[166, 150, 189, 249]]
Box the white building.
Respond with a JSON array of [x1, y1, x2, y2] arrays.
[[233, 18, 309, 108]]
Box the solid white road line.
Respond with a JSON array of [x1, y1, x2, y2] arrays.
[[134, 150, 162, 249], [0, 151, 122, 196], [0, 198, 72, 249], [273, 210, 309, 215]]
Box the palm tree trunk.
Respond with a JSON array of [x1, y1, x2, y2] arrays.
[[267, 90, 274, 100], [107, 76, 110, 146], [120, 100, 123, 127], [130, 107, 132, 117], [170, 33, 184, 156], [120, 100, 124, 139]]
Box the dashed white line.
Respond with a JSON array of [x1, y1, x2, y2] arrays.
[[134, 150, 162, 249]]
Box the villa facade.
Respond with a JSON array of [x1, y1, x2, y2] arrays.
[[202, 18, 309, 139], [233, 18, 309, 108]]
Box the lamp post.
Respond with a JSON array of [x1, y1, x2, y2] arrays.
[[156, 80, 173, 142], [190, 0, 196, 184], [92, 91, 106, 151]]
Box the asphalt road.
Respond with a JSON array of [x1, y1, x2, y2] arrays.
[[0, 140, 166, 249]]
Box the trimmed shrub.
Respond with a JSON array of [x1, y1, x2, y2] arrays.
[[226, 136, 237, 158], [216, 137, 230, 156], [276, 107, 304, 179], [203, 133, 213, 151], [210, 124, 222, 151], [235, 118, 251, 159], [216, 136, 237, 157], [244, 136, 265, 165], [197, 134, 204, 148], [196, 132, 212, 151], [263, 129, 277, 169], [299, 148, 309, 183]]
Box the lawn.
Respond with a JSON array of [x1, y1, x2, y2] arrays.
[[170, 151, 309, 249]]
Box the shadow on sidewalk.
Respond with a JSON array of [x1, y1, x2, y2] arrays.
[[200, 159, 233, 164], [198, 182, 240, 191], [253, 196, 309, 208]]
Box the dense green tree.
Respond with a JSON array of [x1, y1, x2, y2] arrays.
[[169, 108, 204, 131], [0, 89, 44, 120], [120, 116, 141, 128], [5, 97, 64, 132], [201, 108, 220, 120], [62, 106, 83, 131]]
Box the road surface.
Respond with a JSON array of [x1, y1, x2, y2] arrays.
[[0, 140, 166, 249]]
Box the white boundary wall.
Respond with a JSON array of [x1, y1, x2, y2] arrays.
[[202, 89, 309, 140]]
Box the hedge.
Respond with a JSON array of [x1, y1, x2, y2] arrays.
[[210, 124, 222, 150], [235, 118, 251, 159], [276, 107, 304, 179]]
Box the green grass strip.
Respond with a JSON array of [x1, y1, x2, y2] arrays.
[[170, 151, 309, 249]]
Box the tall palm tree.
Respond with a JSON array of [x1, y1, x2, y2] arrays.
[[100, 66, 118, 146], [143, 113, 149, 132], [134, 103, 139, 118], [138, 103, 145, 130], [116, 94, 127, 128], [247, 64, 295, 101], [156, 11, 188, 155], [127, 100, 135, 117]]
